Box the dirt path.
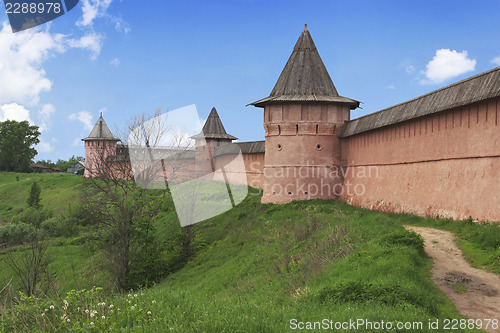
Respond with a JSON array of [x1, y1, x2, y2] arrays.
[[404, 226, 500, 333]]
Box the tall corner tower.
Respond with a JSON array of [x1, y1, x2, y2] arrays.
[[81, 114, 120, 178], [191, 107, 237, 177], [250, 25, 360, 204]]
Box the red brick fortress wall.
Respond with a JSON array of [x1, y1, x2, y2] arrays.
[[341, 97, 500, 222]]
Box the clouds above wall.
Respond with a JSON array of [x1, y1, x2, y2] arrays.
[[0, 0, 129, 160], [0, 103, 32, 123], [420, 49, 476, 85], [69, 111, 94, 131], [77, 0, 130, 33]]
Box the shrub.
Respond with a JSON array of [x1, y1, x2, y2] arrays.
[[26, 181, 42, 209], [11, 207, 51, 229], [68, 203, 98, 226], [0, 222, 35, 245], [41, 214, 77, 238]]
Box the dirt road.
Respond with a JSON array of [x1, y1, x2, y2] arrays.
[[404, 226, 499, 333]]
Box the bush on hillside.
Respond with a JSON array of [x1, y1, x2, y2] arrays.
[[0, 222, 35, 245], [41, 214, 78, 238], [11, 207, 51, 229]]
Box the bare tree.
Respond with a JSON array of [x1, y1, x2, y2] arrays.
[[5, 230, 53, 297], [84, 109, 195, 291]]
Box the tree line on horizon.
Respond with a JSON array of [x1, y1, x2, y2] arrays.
[[0, 119, 83, 173]]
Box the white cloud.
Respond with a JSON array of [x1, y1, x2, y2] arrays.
[[0, 20, 107, 110], [109, 57, 120, 67], [384, 83, 396, 90], [69, 111, 94, 131], [113, 18, 131, 34], [405, 65, 415, 74], [420, 49, 476, 85], [67, 33, 104, 60], [77, 0, 113, 27], [37, 103, 55, 131], [0, 22, 65, 106], [491, 56, 500, 66], [77, 0, 130, 33], [37, 140, 55, 153], [0, 103, 32, 123]]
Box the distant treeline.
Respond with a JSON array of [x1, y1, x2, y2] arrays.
[[36, 155, 84, 172]]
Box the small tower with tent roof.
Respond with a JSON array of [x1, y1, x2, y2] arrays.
[[82, 113, 120, 178], [191, 107, 237, 177]]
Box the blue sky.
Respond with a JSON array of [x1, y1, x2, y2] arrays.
[[1, 0, 499, 162]]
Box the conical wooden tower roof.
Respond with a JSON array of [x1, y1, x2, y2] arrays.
[[251, 25, 359, 109], [191, 107, 237, 140], [82, 114, 119, 141]]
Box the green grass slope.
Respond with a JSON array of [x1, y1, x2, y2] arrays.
[[108, 197, 477, 332], [2, 183, 497, 332], [0, 172, 84, 224]]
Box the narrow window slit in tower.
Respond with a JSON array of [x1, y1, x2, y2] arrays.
[[296, 124, 298, 135]]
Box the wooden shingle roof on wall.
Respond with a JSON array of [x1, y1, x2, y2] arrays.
[[214, 141, 265, 157], [340, 66, 500, 137], [82, 115, 120, 141], [191, 107, 238, 140], [250, 25, 359, 109]]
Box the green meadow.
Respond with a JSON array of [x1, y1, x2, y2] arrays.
[[0, 172, 83, 224], [0, 172, 498, 332]]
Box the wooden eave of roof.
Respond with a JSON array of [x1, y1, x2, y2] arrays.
[[340, 66, 500, 137]]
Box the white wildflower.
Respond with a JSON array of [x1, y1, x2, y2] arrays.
[[66, 318, 70, 323], [147, 311, 151, 315], [131, 306, 135, 310], [152, 300, 156, 304], [90, 322, 94, 326], [49, 305, 54, 309]]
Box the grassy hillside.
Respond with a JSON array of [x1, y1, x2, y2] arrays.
[[0, 172, 83, 224], [1, 175, 497, 332], [3, 193, 491, 332], [126, 198, 467, 332]]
